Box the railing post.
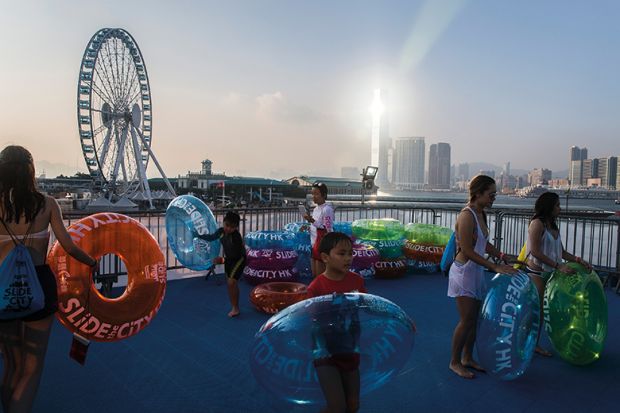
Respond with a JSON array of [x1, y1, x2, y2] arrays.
[[494, 211, 504, 253], [616, 221, 620, 273]]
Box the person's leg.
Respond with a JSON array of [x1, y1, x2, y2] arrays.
[[529, 274, 552, 356], [8, 315, 54, 413], [227, 277, 240, 317], [316, 365, 347, 413], [341, 369, 360, 413], [0, 321, 22, 410], [449, 296, 479, 378], [461, 299, 485, 372]]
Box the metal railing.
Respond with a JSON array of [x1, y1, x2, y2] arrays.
[[60, 205, 620, 287]]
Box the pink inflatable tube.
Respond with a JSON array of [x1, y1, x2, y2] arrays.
[[246, 248, 299, 270], [352, 243, 381, 270]]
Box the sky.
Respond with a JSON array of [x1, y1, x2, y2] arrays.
[[1, 0, 619, 180]]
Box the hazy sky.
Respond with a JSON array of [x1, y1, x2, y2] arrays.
[[1, 0, 619, 179]]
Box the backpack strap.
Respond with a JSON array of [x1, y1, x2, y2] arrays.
[[0, 216, 35, 246]]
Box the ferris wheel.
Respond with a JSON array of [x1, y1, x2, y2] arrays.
[[77, 28, 175, 205]]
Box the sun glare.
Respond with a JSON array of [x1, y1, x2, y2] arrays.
[[370, 88, 385, 118]]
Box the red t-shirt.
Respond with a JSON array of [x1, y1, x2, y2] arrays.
[[307, 271, 367, 297]]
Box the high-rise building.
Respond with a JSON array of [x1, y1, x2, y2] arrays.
[[568, 146, 588, 185], [479, 170, 495, 179], [616, 158, 620, 191], [428, 143, 451, 189], [596, 157, 617, 189], [392, 137, 425, 189], [457, 163, 470, 181], [582, 159, 599, 182], [570, 160, 583, 187], [529, 168, 552, 186], [370, 89, 390, 186]]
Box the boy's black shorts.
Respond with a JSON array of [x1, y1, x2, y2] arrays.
[[225, 257, 246, 280]]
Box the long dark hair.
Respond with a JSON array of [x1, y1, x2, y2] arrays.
[[0, 145, 45, 223], [532, 192, 560, 231]]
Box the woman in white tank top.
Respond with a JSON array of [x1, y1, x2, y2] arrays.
[[526, 191, 591, 357], [448, 175, 518, 379]]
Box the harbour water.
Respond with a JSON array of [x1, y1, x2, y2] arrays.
[[374, 190, 620, 213]]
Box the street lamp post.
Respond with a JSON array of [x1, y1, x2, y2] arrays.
[[361, 165, 378, 206]]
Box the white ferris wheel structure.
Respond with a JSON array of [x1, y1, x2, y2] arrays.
[[77, 28, 175, 208]]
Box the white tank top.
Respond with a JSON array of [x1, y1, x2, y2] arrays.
[[527, 222, 562, 272]]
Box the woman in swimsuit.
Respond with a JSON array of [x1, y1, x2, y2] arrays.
[[0, 145, 96, 413], [448, 175, 518, 379], [526, 191, 591, 357]]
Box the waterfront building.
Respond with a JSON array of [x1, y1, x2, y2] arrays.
[[529, 168, 552, 186], [548, 178, 570, 187], [570, 160, 584, 186], [392, 137, 425, 190], [499, 174, 518, 193], [177, 159, 227, 191], [617, 158, 620, 191], [569, 146, 588, 185], [286, 176, 376, 196], [597, 156, 618, 190], [178, 159, 301, 205], [479, 170, 495, 179], [582, 159, 599, 184], [456, 163, 470, 181], [428, 143, 451, 189]]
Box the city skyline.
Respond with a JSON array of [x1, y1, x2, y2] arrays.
[[1, 1, 620, 180]]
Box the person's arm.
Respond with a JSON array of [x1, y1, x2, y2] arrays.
[[485, 241, 517, 264], [322, 205, 334, 232], [198, 227, 223, 242], [457, 210, 516, 274], [309, 208, 322, 228], [562, 247, 592, 270], [48, 197, 96, 267]]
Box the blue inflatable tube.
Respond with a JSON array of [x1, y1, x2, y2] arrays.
[[250, 293, 416, 404], [477, 271, 540, 380], [245, 230, 297, 250], [165, 195, 220, 271]]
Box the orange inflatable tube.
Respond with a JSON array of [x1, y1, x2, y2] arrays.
[[250, 282, 308, 314], [48, 213, 166, 342]]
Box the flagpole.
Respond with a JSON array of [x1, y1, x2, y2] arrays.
[[222, 181, 225, 207]]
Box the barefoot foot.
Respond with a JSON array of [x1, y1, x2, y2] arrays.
[[461, 359, 486, 373], [228, 308, 240, 317], [449, 363, 475, 379]]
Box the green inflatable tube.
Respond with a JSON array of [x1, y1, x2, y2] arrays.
[[404, 223, 452, 246], [543, 262, 607, 365], [351, 219, 405, 241]]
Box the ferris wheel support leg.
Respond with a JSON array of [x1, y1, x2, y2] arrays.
[[130, 126, 154, 209], [135, 128, 177, 197], [109, 126, 129, 198]]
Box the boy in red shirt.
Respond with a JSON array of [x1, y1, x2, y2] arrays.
[[307, 232, 366, 413]]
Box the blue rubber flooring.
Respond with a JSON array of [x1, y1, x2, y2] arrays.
[[35, 273, 619, 413]]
